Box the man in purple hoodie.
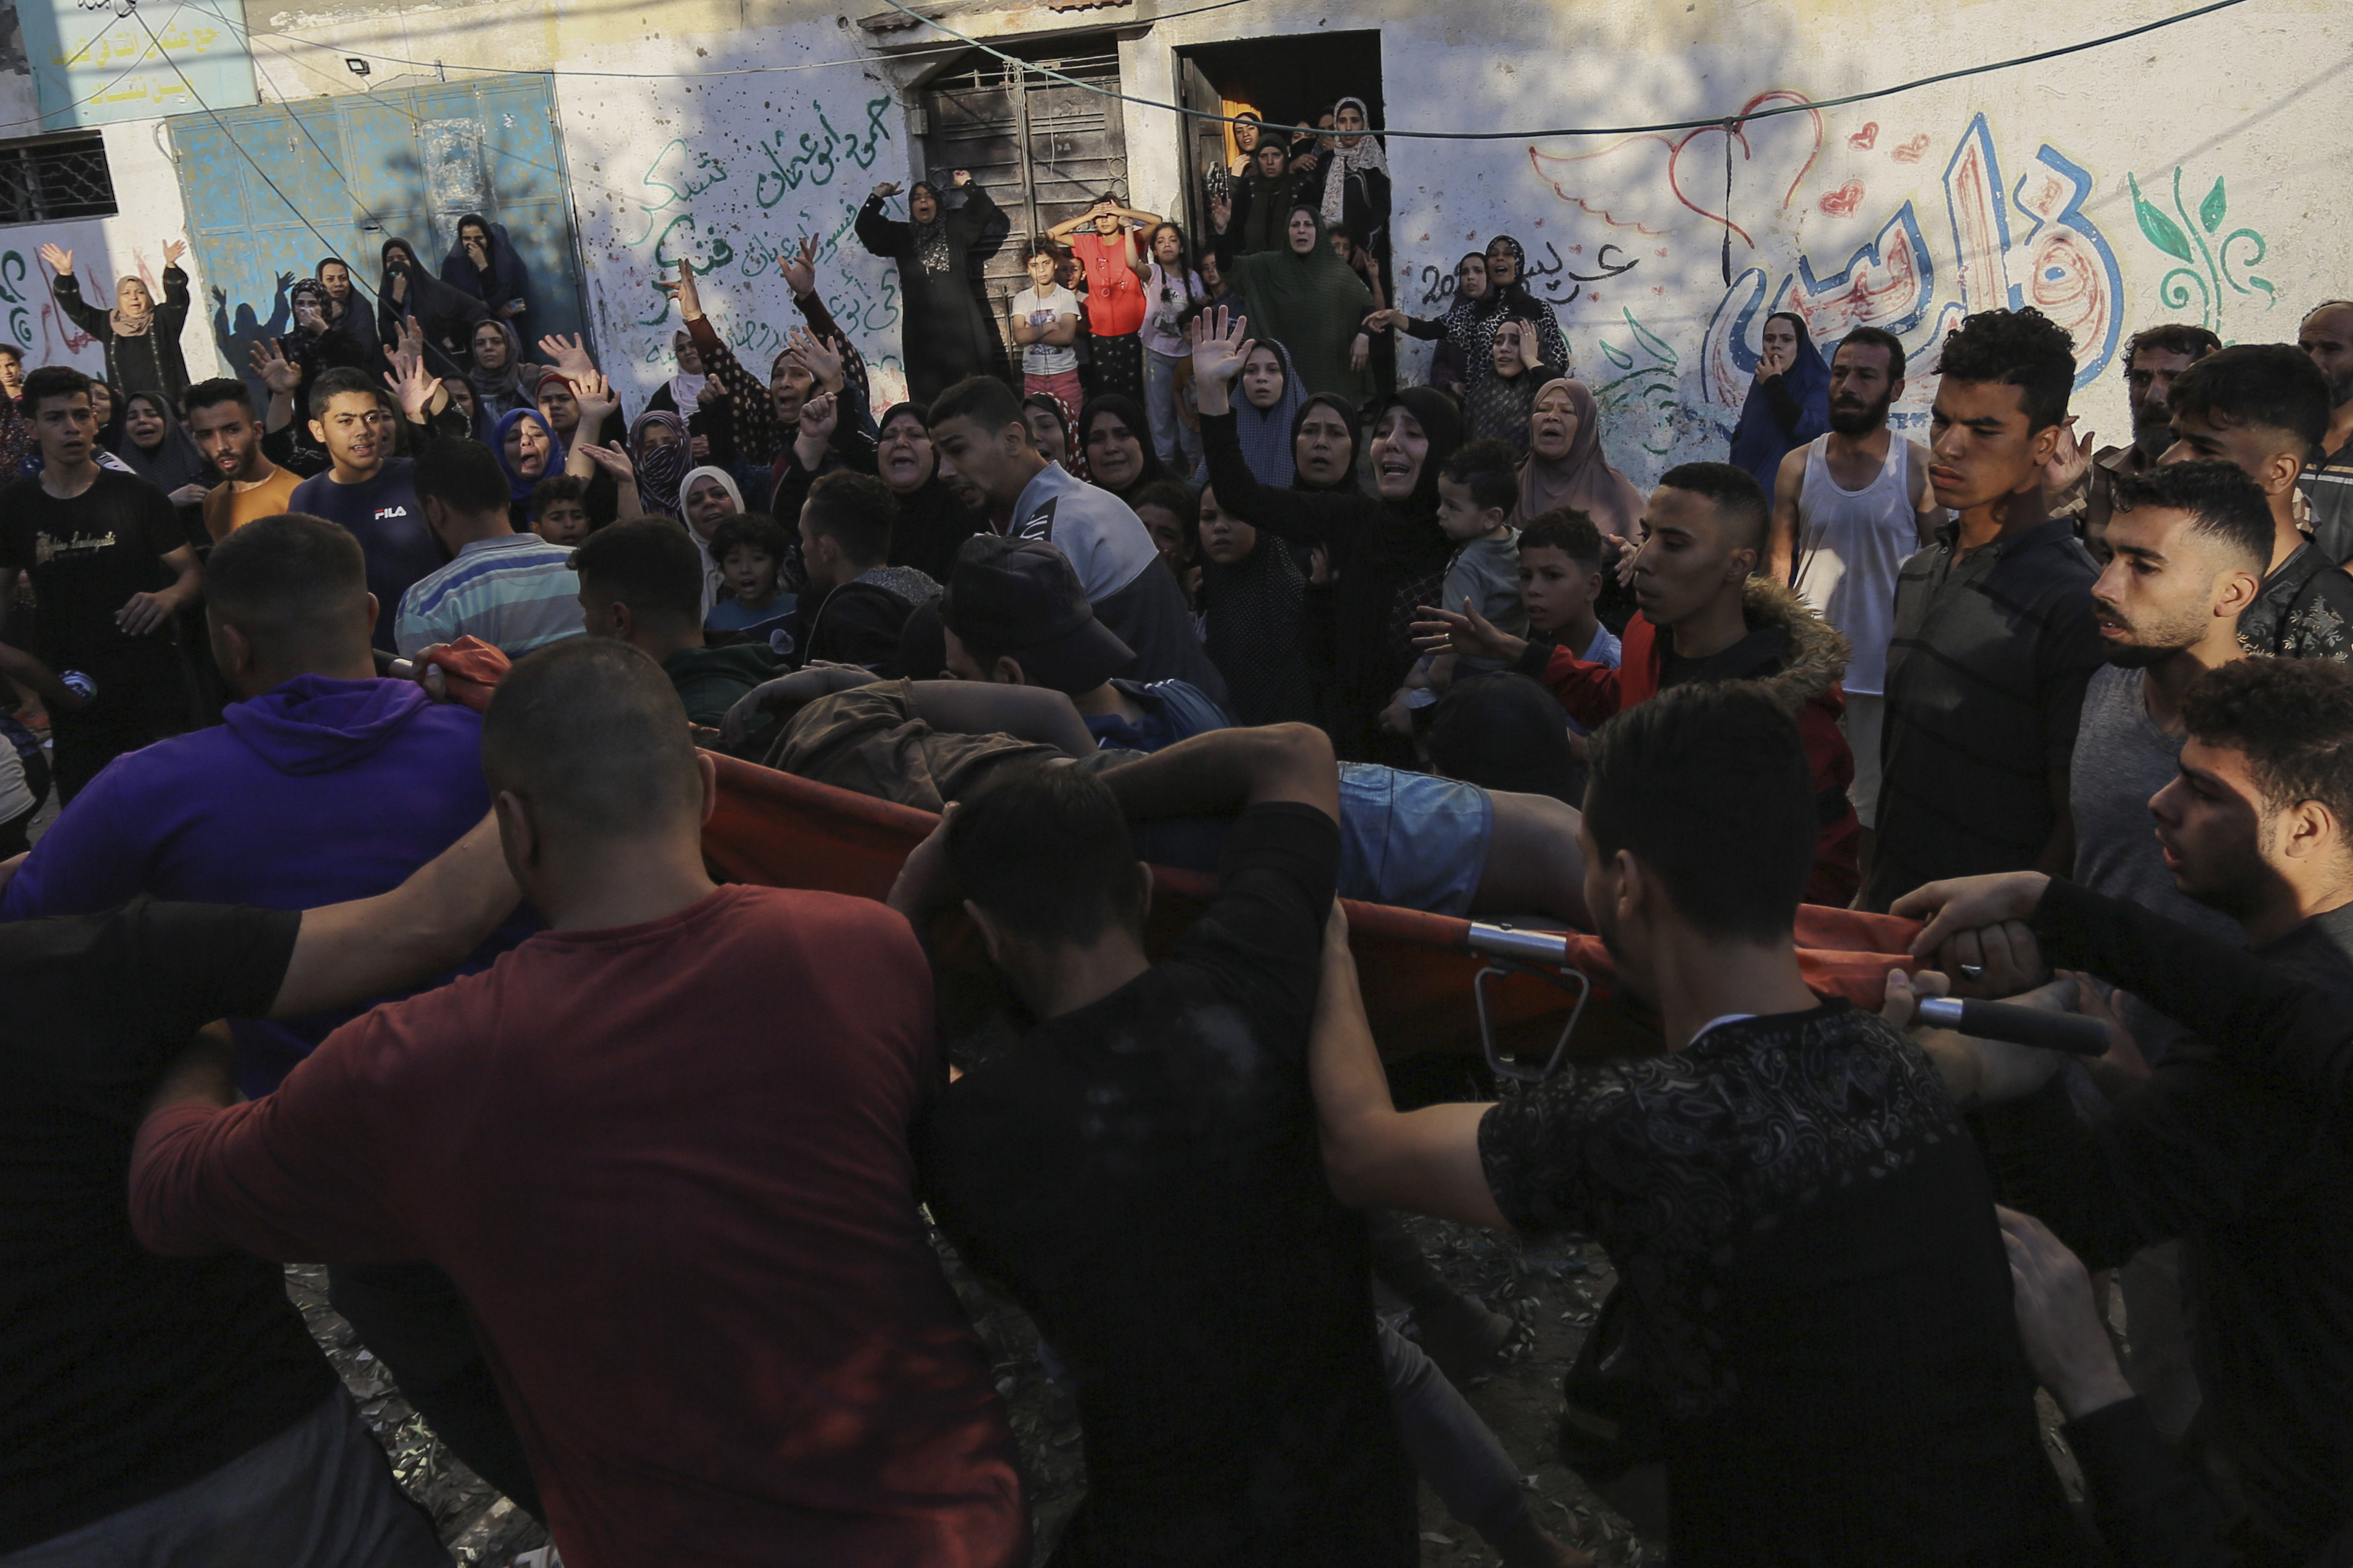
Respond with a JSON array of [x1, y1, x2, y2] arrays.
[[0, 508, 542, 1517]]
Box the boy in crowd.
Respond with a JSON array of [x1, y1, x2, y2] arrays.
[[789, 470, 939, 673], [2155, 342, 2353, 660], [1897, 656, 2353, 1566], [940, 535, 1228, 752], [1515, 508, 1621, 686], [398, 438, 583, 659], [1382, 439, 1525, 730], [1416, 461, 1860, 904], [891, 722, 1417, 1564], [288, 366, 443, 653], [1865, 307, 2104, 909], [1311, 681, 2085, 1564], [1008, 241, 1083, 411], [704, 513, 796, 648], [186, 378, 298, 542], [527, 473, 592, 548], [575, 518, 781, 737], [928, 374, 1228, 699], [0, 365, 202, 800], [1, 814, 516, 1567], [127, 638, 1027, 1568]]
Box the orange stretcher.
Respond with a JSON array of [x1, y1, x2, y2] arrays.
[[412, 638, 1924, 1068], [703, 750, 1927, 1069]]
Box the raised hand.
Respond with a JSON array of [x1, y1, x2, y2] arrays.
[[2042, 416, 2095, 496], [788, 328, 844, 392], [577, 441, 636, 482], [209, 285, 226, 307], [162, 239, 186, 269], [1209, 195, 1232, 234], [37, 243, 71, 278], [797, 389, 840, 444], [1189, 306, 1254, 385], [871, 181, 902, 201], [778, 234, 819, 296], [571, 367, 620, 427], [951, 168, 973, 187], [276, 269, 296, 292], [249, 338, 301, 394], [695, 376, 727, 409], [398, 314, 426, 365], [384, 352, 440, 422], [655, 258, 704, 322], [537, 332, 595, 379]]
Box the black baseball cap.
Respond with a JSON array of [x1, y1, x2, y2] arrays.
[[942, 535, 1133, 694]]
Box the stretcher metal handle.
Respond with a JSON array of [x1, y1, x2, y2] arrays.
[[1467, 922, 1592, 1083]]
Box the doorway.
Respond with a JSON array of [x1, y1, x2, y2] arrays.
[[1173, 31, 1385, 251], [920, 38, 1130, 351]]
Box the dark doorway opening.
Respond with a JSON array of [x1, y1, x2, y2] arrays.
[[1174, 30, 1384, 248], [920, 37, 1131, 360]]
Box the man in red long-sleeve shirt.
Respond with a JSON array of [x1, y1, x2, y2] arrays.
[[128, 638, 1025, 1568], [1416, 460, 1861, 905]]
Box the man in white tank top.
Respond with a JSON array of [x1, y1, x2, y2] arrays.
[[1766, 326, 1942, 843]]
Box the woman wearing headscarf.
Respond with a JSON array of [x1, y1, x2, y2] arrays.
[[1194, 309, 1458, 762], [629, 410, 690, 522], [1210, 138, 1303, 259], [868, 400, 988, 585], [1231, 338, 1307, 487], [1727, 309, 1832, 508], [118, 389, 211, 541], [1022, 390, 1086, 481], [491, 406, 563, 531], [1289, 391, 1360, 494], [1214, 205, 1376, 402], [1318, 97, 1392, 395], [1466, 309, 1565, 450], [1370, 253, 1488, 397], [678, 464, 744, 617], [1481, 235, 1575, 378], [1514, 378, 1646, 540], [465, 319, 542, 436], [1075, 393, 1170, 508], [377, 237, 489, 381], [439, 214, 534, 333], [313, 254, 385, 375], [645, 325, 732, 466], [1196, 479, 1317, 728], [854, 172, 1004, 403], [38, 239, 194, 404]]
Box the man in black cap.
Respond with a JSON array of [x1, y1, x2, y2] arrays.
[[939, 535, 1230, 752]]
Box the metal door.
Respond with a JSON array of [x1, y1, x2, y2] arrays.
[[921, 47, 1127, 347], [1178, 57, 1226, 251], [167, 76, 587, 388]]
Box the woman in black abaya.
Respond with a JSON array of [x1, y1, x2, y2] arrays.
[[855, 171, 1005, 403]]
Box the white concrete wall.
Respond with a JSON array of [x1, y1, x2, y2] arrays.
[[0, 120, 220, 382]]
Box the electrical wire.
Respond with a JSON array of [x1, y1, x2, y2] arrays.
[[875, 0, 2257, 139], [0, 20, 188, 133]]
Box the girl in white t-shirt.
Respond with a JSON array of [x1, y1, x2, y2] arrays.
[[1139, 222, 1208, 475], [1009, 243, 1084, 413]]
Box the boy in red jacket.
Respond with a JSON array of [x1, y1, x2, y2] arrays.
[[1417, 460, 1861, 904]]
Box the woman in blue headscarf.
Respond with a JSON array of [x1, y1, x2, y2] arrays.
[[1727, 309, 1830, 508], [491, 405, 562, 530]]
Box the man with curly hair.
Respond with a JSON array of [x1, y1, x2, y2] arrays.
[[1864, 307, 2106, 911]]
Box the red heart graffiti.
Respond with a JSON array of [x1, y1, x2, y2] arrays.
[[1661, 91, 1825, 247], [1818, 180, 1865, 217], [1848, 122, 1878, 151], [1892, 134, 1931, 164]]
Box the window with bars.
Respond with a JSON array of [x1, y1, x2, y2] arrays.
[[0, 134, 118, 225]]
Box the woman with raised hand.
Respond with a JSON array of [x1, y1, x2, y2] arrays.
[[1193, 306, 1456, 762], [855, 170, 1004, 403], [1728, 309, 1832, 508], [40, 240, 194, 404]]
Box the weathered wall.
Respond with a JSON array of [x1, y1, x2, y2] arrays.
[[0, 120, 218, 382]]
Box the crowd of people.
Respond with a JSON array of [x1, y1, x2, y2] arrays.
[[3, 172, 2352, 1568]]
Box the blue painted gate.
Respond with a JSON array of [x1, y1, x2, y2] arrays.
[[167, 76, 587, 391]]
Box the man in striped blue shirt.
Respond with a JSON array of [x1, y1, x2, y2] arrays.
[[396, 439, 586, 659]]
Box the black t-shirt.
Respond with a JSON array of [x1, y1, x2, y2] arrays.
[[1479, 1001, 2082, 1566], [919, 803, 1415, 1566], [0, 470, 184, 673], [0, 898, 331, 1551]]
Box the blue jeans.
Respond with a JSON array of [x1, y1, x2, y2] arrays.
[[1144, 346, 1203, 475]]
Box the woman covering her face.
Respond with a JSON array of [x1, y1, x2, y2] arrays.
[[1727, 309, 1831, 508]]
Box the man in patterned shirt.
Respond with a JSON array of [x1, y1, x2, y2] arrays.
[[2159, 343, 2353, 662], [1307, 681, 2084, 1566]]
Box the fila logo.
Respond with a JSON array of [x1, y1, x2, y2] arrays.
[[373, 506, 410, 521]]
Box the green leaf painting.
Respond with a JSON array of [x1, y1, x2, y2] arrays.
[[2129, 174, 2193, 263], [2199, 177, 2227, 236]]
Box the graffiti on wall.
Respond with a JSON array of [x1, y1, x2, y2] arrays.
[[2126, 167, 2274, 340], [575, 72, 913, 410], [1695, 112, 2124, 432]]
